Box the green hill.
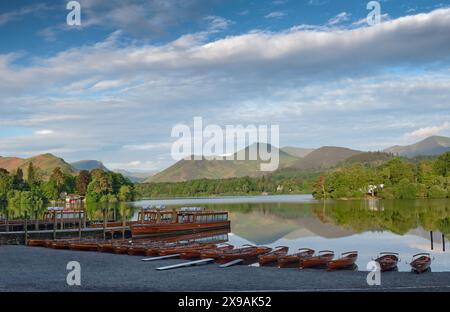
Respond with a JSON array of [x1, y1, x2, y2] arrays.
[[384, 136, 450, 157], [147, 143, 300, 183], [71, 160, 109, 172], [287, 146, 362, 170], [0, 153, 75, 179]]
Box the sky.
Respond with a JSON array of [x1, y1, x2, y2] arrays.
[[0, 0, 450, 172]]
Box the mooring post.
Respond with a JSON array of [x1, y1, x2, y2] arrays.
[[443, 234, 446, 252], [24, 211, 28, 246], [53, 211, 57, 240], [430, 231, 434, 250], [78, 209, 82, 240], [103, 209, 106, 240], [6, 210, 9, 232]]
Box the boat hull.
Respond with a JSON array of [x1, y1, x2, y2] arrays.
[[131, 221, 230, 238], [327, 253, 358, 271], [376, 255, 399, 272], [299, 254, 334, 269]]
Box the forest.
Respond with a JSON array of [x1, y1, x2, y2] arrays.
[[0, 164, 134, 209], [312, 152, 450, 199]]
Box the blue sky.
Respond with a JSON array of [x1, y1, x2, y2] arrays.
[[1, 0, 450, 171]]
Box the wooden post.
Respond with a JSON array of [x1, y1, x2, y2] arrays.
[[61, 211, 64, 230], [6, 210, 9, 232], [24, 211, 28, 246], [443, 234, 446, 252], [430, 231, 434, 250], [103, 209, 106, 240], [78, 209, 82, 240], [53, 211, 57, 240]]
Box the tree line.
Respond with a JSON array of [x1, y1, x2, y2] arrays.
[[0, 164, 135, 209], [312, 152, 450, 199], [136, 175, 311, 198]]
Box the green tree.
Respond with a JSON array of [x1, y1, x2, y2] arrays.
[[75, 170, 90, 196], [434, 152, 450, 177]]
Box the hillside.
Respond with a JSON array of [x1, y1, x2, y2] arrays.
[[113, 169, 154, 183], [384, 135, 450, 157], [71, 160, 109, 172], [287, 146, 362, 170], [0, 153, 75, 179], [281, 147, 315, 158], [147, 143, 300, 183], [341, 151, 394, 166]]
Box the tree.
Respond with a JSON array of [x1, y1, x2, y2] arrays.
[[118, 185, 134, 202], [75, 170, 90, 195], [27, 162, 36, 185], [0, 170, 12, 202], [12, 168, 26, 190], [49, 167, 66, 193], [434, 152, 450, 177]]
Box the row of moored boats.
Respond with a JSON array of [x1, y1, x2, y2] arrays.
[[27, 239, 432, 273]]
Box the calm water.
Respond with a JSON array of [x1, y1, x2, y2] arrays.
[[2, 194, 450, 272], [133, 195, 450, 272]]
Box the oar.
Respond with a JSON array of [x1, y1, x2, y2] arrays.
[[141, 254, 180, 261]]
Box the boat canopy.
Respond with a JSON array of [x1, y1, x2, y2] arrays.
[[180, 207, 204, 212]]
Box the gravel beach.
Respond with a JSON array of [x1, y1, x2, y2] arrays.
[[1, 246, 449, 292]]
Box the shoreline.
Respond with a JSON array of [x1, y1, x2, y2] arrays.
[[1, 246, 449, 292]]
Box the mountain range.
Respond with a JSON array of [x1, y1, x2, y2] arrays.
[[1, 135, 449, 182], [146, 135, 450, 183]]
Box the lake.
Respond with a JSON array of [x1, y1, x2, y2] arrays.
[[2, 194, 449, 272], [133, 195, 450, 272]]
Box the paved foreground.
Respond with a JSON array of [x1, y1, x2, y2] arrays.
[[1, 246, 449, 292]]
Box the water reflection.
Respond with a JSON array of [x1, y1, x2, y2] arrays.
[[2, 195, 450, 271]]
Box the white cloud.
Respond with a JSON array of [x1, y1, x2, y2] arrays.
[[35, 129, 54, 135], [328, 12, 351, 26], [1, 8, 450, 170], [265, 11, 286, 19], [404, 122, 450, 140]]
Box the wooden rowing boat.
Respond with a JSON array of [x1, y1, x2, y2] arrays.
[[97, 241, 115, 253], [327, 251, 358, 271], [113, 242, 132, 254], [207, 245, 272, 264], [158, 243, 217, 256], [299, 250, 334, 269], [69, 240, 100, 252], [258, 246, 289, 266], [375, 252, 399, 272], [180, 244, 234, 260], [51, 239, 77, 249], [278, 248, 315, 268], [27, 239, 48, 247], [410, 253, 431, 274]]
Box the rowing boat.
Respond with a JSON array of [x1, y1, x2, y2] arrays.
[[158, 243, 217, 256], [69, 240, 100, 252], [278, 248, 315, 268], [258, 246, 289, 266], [375, 252, 399, 272], [180, 244, 234, 260], [410, 253, 431, 274], [210, 245, 272, 264], [27, 239, 48, 247], [97, 241, 115, 253], [299, 250, 334, 269], [327, 251, 358, 271]]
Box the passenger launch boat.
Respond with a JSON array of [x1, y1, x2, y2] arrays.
[[130, 206, 230, 238]]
